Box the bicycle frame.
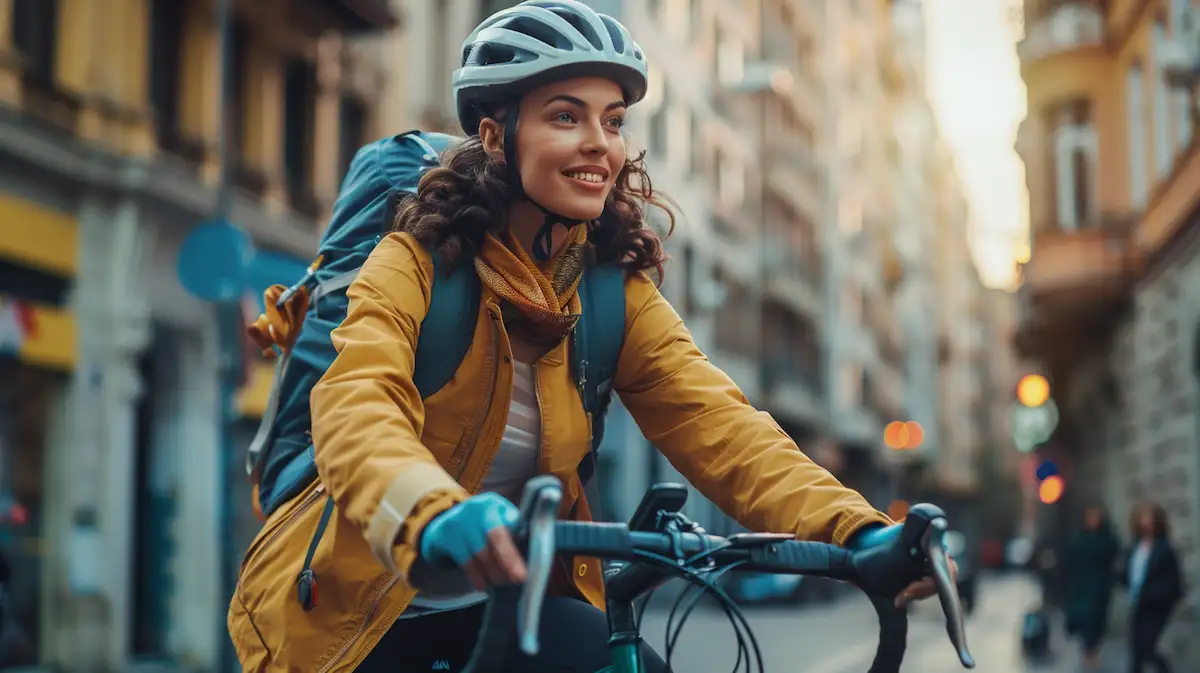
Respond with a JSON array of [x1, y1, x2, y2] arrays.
[[603, 561, 676, 673]]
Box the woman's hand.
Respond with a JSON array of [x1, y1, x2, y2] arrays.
[[847, 523, 960, 608], [418, 493, 528, 590], [895, 557, 958, 608]]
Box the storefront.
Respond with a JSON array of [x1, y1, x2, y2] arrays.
[[0, 193, 78, 666]]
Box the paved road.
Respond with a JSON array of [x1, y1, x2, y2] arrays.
[[639, 573, 1109, 673]]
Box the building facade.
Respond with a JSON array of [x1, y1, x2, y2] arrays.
[[0, 0, 397, 669], [1014, 0, 1200, 664]]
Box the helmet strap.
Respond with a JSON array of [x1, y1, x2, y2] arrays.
[[500, 107, 587, 262]]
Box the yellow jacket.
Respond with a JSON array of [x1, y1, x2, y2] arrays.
[[228, 232, 891, 671]]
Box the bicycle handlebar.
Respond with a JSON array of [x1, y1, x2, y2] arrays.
[[412, 476, 976, 673]]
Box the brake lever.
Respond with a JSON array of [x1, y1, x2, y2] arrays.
[[922, 518, 975, 669], [515, 475, 563, 656]]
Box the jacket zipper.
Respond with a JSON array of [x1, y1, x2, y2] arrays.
[[533, 361, 545, 470], [239, 484, 326, 576], [316, 574, 401, 673], [449, 310, 501, 479]]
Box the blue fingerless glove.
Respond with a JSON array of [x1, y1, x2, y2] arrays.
[[847, 523, 903, 552], [418, 492, 520, 568]]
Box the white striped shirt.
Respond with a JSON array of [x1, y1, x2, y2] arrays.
[[403, 360, 543, 616]]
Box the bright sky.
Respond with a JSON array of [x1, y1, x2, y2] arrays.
[[923, 0, 1029, 290]]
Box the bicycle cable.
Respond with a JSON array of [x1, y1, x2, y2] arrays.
[[665, 561, 753, 673], [629, 549, 765, 673]]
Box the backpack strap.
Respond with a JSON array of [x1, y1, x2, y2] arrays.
[[412, 253, 481, 397], [574, 263, 626, 486]]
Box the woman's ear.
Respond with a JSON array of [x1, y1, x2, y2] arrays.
[[478, 118, 505, 163]]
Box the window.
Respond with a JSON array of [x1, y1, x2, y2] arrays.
[[1153, 20, 1173, 178], [839, 362, 862, 406], [716, 32, 744, 85], [1052, 102, 1097, 231], [667, 103, 691, 174], [338, 95, 369, 186], [716, 150, 745, 209], [1171, 0, 1193, 147], [1127, 62, 1148, 209], [283, 58, 318, 212], [648, 107, 667, 156], [148, 0, 185, 151], [1070, 145, 1091, 227], [229, 21, 251, 167], [11, 0, 58, 87]]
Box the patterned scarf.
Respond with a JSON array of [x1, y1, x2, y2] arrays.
[[474, 225, 588, 350]]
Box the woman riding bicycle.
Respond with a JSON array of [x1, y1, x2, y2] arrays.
[[228, 2, 948, 670]]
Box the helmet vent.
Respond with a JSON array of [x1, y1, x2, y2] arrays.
[[508, 15, 578, 51], [464, 42, 521, 68], [599, 16, 625, 53], [550, 8, 604, 51]]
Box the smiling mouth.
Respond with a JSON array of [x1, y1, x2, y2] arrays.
[[563, 171, 607, 185]]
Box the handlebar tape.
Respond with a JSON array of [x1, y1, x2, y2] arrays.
[[866, 594, 908, 673]]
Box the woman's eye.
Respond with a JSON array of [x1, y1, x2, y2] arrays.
[[555, 112, 576, 123], [606, 117, 625, 130]]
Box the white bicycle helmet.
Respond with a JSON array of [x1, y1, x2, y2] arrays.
[[453, 0, 649, 135]]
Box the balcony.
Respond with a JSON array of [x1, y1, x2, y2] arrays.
[[1013, 217, 1139, 362], [1017, 2, 1104, 70], [762, 237, 822, 319], [767, 137, 825, 219]]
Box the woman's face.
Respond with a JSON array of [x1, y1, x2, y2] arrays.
[[489, 76, 628, 221]]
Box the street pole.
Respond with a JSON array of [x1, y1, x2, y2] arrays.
[[214, 0, 241, 670]]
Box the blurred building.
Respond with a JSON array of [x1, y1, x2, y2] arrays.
[[1014, 0, 1199, 662], [393, 1, 986, 529], [0, 0, 397, 669]]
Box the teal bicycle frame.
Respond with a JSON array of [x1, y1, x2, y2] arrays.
[[598, 560, 683, 673]]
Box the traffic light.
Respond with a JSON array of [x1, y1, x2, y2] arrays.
[[1013, 373, 1058, 454]]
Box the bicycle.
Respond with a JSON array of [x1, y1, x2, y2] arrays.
[[410, 475, 976, 673]]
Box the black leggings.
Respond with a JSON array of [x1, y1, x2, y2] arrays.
[[357, 597, 668, 673]]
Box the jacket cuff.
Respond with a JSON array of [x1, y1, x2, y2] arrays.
[[363, 462, 469, 574], [833, 510, 895, 548]]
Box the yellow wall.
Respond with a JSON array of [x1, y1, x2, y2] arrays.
[[0, 298, 77, 371], [0, 195, 79, 276]]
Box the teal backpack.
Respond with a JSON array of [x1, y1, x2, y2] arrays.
[[245, 131, 626, 520]]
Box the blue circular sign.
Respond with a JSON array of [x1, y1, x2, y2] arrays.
[[177, 219, 253, 302], [1035, 460, 1059, 482]]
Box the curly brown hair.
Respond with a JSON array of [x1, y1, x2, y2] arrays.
[[392, 135, 674, 281]]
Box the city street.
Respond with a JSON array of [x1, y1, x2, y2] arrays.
[[640, 573, 1112, 673]]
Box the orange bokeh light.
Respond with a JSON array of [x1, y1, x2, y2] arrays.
[[884, 421, 909, 449], [904, 421, 924, 448], [1038, 475, 1065, 504], [887, 500, 911, 521], [885, 421, 924, 450], [1017, 374, 1051, 408]]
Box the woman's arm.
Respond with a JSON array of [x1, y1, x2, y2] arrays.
[[614, 274, 891, 545], [310, 233, 470, 577]]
